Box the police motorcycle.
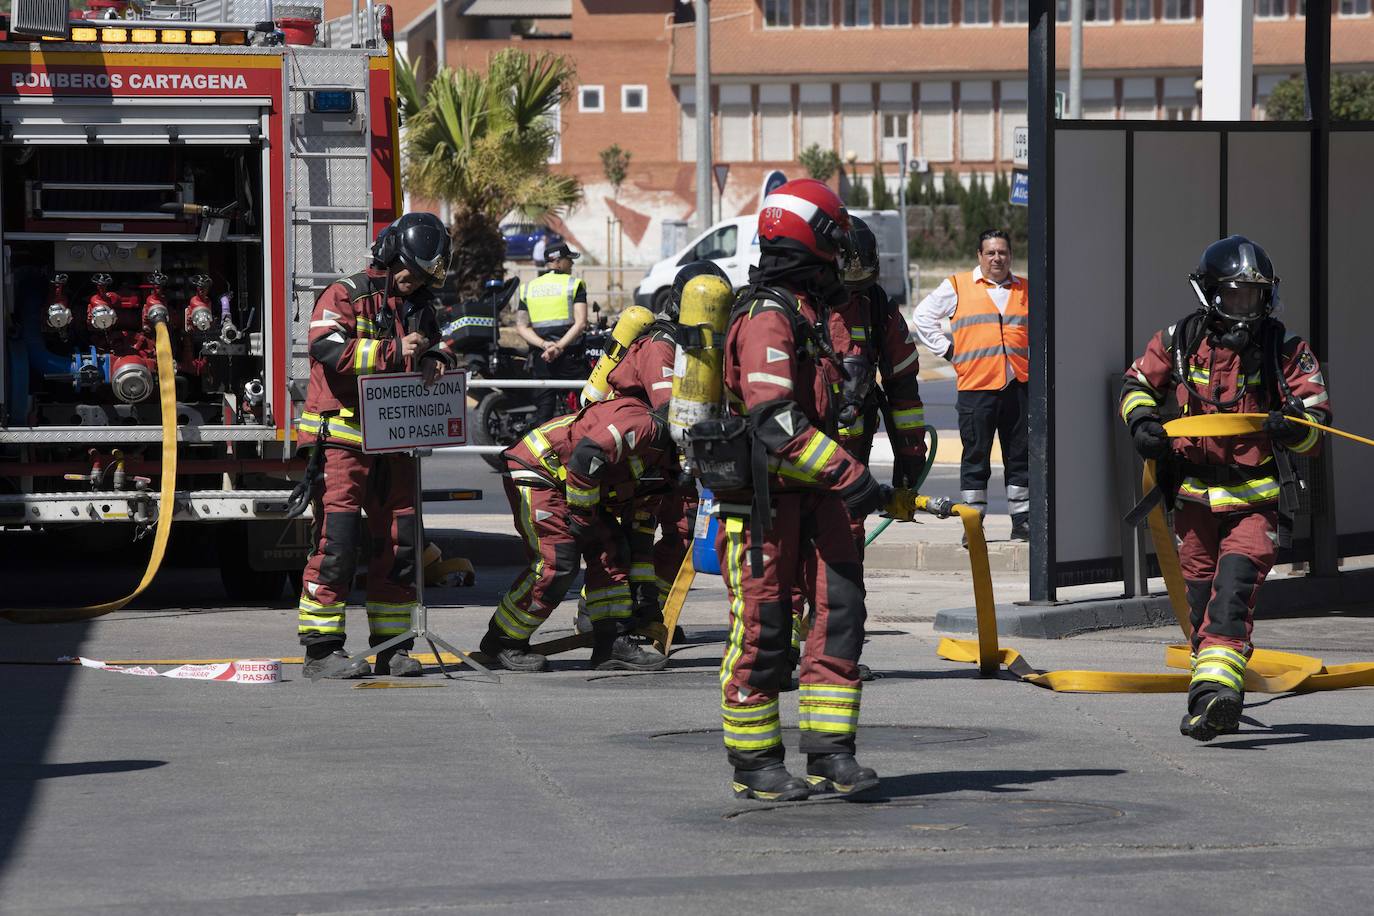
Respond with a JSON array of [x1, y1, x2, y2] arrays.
[[437, 277, 609, 470]]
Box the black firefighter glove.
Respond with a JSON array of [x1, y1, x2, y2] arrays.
[[1130, 416, 1171, 461], [841, 471, 886, 520], [1264, 403, 1309, 447]]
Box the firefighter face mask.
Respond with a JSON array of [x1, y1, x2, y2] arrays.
[[1214, 283, 1269, 323]]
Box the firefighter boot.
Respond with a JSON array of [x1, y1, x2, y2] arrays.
[[631, 584, 686, 644], [302, 648, 372, 680], [589, 619, 668, 671], [373, 648, 423, 677], [479, 627, 549, 673], [1179, 684, 1244, 742], [1010, 512, 1030, 542], [731, 763, 811, 802], [805, 753, 880, 796]]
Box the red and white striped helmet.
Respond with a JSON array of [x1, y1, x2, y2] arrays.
[[757, 178, 852, 262]]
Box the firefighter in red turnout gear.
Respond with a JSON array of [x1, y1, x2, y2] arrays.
[[1119, 236, 1329, 741], [607, 261, 729, 618], [295, 213, 458, 680], [710, 179, 886, 801], [832, 216, 928, 550], [480, 397, 676, 673]]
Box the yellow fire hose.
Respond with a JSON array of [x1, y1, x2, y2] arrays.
[[2, 323, 179, 625], [937, 413, 1374, 693]]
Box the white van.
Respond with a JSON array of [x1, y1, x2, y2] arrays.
[[634, 209, 906, 313]]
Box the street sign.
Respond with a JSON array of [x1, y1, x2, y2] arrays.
[[897, 141, 908, 174], [760, 168, 787, 201], [358, 371, 468, 453], [1055, 90, 1065, 120], [712, 163, 730, 195], [1011, 168, 1029, 207], [1013, 126, 1028, 165]]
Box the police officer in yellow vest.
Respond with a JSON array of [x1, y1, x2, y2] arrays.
[[516, 242, 589, 425], [913, 229, 1030, 541]]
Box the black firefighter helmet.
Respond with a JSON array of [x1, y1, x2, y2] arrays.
[[1189, 234, 1278, 325]]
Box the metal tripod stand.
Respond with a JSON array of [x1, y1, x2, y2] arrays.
[[313, 446, 499, 683]]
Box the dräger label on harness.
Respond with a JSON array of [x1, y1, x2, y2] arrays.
[[358, 372, 468, 454]]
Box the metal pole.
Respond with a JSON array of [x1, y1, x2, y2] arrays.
[[434, 0, 446, 75], [1069, 0, 1083, 119], [897, 141, 911, 306], [1029, 0, 1057, 603], [694, 0, 712, 235]]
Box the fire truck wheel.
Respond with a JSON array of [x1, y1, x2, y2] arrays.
[[216, 522, 288, 602], [474, 390, 519, 472]]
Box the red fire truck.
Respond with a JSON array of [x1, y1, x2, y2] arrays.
[[0, 0, 401, 599]]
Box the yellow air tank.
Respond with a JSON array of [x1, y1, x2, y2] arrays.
[[668, 274, 733, 445], [580, 305, 655, 404]]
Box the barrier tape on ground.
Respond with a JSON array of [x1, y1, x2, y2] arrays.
[[66, 656, 281, 685], [2, 323, 179, 626], [937, 414, 1374, 693]]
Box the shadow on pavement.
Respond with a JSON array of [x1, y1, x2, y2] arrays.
[[868, 767, 1127, 801], [1208, 722, 1374, 751], [0, 620, 93, 882]]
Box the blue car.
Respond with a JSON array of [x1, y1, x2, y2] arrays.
[[502, 222, 563, 262]]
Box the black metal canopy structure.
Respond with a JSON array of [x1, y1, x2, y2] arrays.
[[1026, 1, 1373, 601]]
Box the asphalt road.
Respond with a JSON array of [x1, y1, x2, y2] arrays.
[[4, 566, 1374, 914]]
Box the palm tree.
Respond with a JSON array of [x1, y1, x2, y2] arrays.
[[404, 48, 581, 299]]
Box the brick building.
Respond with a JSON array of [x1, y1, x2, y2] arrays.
[[327, 0, 1374, 263]]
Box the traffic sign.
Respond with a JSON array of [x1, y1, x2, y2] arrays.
[[712, 163, 730, 194], [1011, 168, 1029, 207], [1013, 126, 1028, 165], [358, 371, 468, 453], [761, 169, 787, 200]]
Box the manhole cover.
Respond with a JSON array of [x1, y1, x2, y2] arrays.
[[724, 797, 1123, 836], [648, 725, 987, 749]]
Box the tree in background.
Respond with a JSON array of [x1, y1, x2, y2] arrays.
[[871, 162, 896, 210], [600, 144, 632, 199], [798, 143, 841, 183], [1265, 72, 1374, 121], [404, 48, 581, 299]]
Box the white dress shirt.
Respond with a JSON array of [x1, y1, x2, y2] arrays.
[[912, 265, 1019, 358]]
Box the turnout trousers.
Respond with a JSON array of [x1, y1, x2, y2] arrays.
[[1175, 500, 1278, 694], [297, 446, 417, 650], [717, 492, 867, 770], [955, 380, 1029, 518], [488, 473, 632, 645], [627, 484, 697, 608]]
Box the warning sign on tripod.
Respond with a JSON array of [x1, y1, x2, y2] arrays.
[[358, 371, 468, 453]]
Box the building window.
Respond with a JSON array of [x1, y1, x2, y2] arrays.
[[960, 81, 993, 160], [679, 86, 696, 161], [999, 81, 1027, 160], [803, 0, 832, 25], [578, 85, 604, 113], [840, 83, 873, 162], [963, 0, 991, 23], [1003, 0, 1028, 22], [1081, 78, 1117, 119], [764, 0, 793, 26], [1163, 76, 1197, 120], [799, 82, 833, 151], [923, 0, 951, 24], [1057, 0, 1111, 18], [881, 112, 910, 161], [1340, 0, 1371, 13], [720, 85, 754, 162], [919, 82, 952, 162], [1255, 0, 1286, 16], [1164, 0, 1193, 19], [621, 85, 647, 112], [843, 0, 873, 25], [884, 0, 912, 24], [1122, 77, 1156, 119], [1124, 0, 1152, 19], [760, 85, 794, 161]]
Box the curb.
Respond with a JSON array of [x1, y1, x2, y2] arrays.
[[865, 540, 1029, 573], [934, 597, 1177, 640]]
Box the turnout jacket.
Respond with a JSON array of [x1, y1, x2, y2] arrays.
[[829, 286, 927, 460], [1119, 317, 1330, 512], [723, 287, 870, 498], [606, 320, 678, 409], [505, 398, 676, 516], [299, 267, 456, 446]]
